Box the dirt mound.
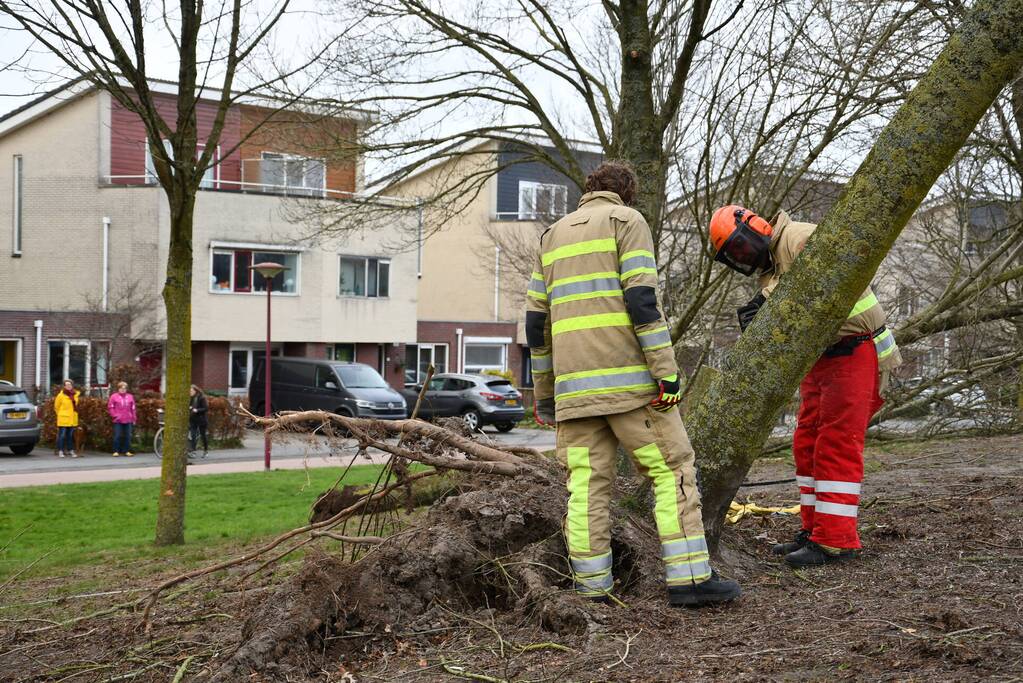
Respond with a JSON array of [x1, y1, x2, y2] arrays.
[[214, 459, 666, 680]]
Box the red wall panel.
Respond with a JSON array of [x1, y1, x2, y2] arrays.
[[109, 92, 242, 186]]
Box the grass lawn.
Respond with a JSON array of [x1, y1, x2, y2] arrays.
[[0, 465, 395, 579]]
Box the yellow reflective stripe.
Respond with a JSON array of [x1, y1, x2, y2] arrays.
[[551, 312, 632, 336], [848, 292, 878, 318], [541, 238, 617, 267], [556, 364, 649, 382], [621, 266, 657, 281], [664, 550, 711, 562], [633, 443, 681, 537], [619, 249, 654, 262], [565, 447, 591, 554], [549, 270, 620, 288], [531, 271, 543, 280], [550, 290, 623, 306], [527, 290, 548, 301]]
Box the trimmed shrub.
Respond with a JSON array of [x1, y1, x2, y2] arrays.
[[482, 369, 516, 385]]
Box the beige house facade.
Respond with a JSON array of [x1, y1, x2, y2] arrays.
[[0, 80, 418, 398]]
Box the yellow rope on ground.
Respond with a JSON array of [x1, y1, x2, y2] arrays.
[[726, 501, 800, 525]]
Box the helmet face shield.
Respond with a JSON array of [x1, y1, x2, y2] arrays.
[[713, 221, 772, 276]]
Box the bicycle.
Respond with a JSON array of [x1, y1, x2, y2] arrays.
[[153, 409, 201, 460]]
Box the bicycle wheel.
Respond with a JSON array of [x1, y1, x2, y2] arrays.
[[154, 428, 164, 459]]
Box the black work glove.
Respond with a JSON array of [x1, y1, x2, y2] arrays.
[[737, 293, 767, 332], [650, 374, 683, 412], [534, 397, 555, 426]]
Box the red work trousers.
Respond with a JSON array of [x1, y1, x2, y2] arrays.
[[792, 339, 884, 549]]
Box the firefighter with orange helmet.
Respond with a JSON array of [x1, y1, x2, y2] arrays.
[[709, 205, 902, 567]]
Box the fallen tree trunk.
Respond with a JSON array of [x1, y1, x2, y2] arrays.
[[688, 0, 1023, 549]]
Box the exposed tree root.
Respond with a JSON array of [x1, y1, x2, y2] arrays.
[[210, 459, 667, 679]]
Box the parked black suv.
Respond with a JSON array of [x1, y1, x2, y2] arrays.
[[250, 358, 407, 419]]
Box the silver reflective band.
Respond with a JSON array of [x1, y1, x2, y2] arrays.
[[800, 493, 817, 506], [874, 327, 897, 359], [796, 475, 816, 488], [815, 480, 862, 495], [665, 559, 712, 582], [531, 354, 553, 373], [555, 369, 656, 397], [570, 553, 612, 574], [661, 536, 708, 559], [620, 254, 656, 274], [815, 501, 858, 518], [638, 326, 671, 350], [575, 571, 613, 592], [549, 276, 621, 301]]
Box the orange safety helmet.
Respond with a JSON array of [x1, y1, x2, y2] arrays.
[[709, 205, 774, 275]]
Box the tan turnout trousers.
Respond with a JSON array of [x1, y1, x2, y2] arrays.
[[558, 403, 710, 596]]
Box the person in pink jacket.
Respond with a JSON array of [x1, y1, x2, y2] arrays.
[[107, 381, 137, 457]]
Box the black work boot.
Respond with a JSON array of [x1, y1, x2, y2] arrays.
[[581, 594, 610, 605], [668, 571, 741, 608], [771, 529, 811, 556], [784, 541, 859, 567]]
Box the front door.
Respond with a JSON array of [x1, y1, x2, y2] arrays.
[[433, 377, 470, 416], [0, 340, 20, 385]]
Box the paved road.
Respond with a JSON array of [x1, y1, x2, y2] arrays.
[[0, 427, 556, 488]]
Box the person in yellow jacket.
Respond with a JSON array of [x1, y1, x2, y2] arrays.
[[526, 161, 740, 607], [709, 205, 902, 567], [54, 379, 81, 458]]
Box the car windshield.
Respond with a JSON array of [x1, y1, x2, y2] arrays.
[[334, 364, 389, 389], [0, 391, 29, 404]]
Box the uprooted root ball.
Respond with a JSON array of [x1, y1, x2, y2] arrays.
[[212, 461, 665, 680]]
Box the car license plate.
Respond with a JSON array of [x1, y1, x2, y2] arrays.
[[6, 411, 28, 420], [505, 399, 517, 406]]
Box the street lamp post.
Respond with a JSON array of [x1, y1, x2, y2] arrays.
[[250, 261, 287, 471]]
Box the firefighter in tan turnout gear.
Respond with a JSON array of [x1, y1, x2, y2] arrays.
[[525, 162, 740, 607], [709, 205, 903, 567]]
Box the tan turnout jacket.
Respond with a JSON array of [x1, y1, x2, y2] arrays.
[[759, 211, 903, 376], [525, 192, 677, 422]]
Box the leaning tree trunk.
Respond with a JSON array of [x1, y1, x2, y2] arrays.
[[155, 197, 195, 546], [687, 0, 1023, 549]]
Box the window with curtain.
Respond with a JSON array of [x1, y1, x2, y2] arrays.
[[339, 256, 391, 297], [210, 249, 299, 294]]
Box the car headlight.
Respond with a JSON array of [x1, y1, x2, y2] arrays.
[[354, 399, 374, 408]]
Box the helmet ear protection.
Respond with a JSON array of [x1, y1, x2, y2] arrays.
[[710, 205, 774, 276], [734, 208, 773, 239]]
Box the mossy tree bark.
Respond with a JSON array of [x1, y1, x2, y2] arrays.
[[155, 199, 197, 546], [686, 0, 1023, 549]]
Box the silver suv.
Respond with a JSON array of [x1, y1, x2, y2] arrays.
[[0, 383, 40, 455], [400, 373, 525, 432]]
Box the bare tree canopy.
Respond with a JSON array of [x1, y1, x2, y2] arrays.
[[0, 0, 339, 545]]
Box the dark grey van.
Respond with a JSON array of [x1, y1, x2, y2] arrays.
[[249, 358, 407, 419]]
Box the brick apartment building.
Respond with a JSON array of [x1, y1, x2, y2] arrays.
[[0, 79, 418, 399]]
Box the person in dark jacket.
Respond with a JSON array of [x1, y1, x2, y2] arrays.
[[188, 384, 209, 457]]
